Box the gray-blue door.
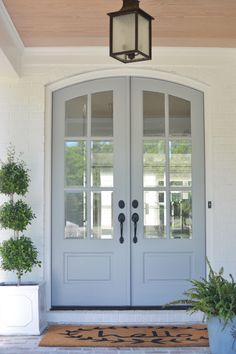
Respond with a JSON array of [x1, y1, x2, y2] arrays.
[[51, 77, 205, 307]]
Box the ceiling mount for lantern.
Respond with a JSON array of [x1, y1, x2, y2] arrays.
[[108, 0, 154, 64]]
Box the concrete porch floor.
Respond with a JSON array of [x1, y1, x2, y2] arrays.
[[0, 335, 211, 354]]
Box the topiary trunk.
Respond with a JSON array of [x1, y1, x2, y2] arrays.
[[17, 274, 21, 286]]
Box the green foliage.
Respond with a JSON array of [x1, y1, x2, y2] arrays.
[[0, 145, 41, 285], [170, 140, 192, 154], [65, 143, 86, 186], [0, 200, 35, 232], [169, 259, 236, 326], [0, 146, 30, 196], [0, 236, 41, 285]]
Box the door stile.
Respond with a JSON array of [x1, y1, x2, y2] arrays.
[[190, 91, 205, 277], [165, 93, 170, 239], [113, 77, 131, 305], [130, 78, 144, 305]]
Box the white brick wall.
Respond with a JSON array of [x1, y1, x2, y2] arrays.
[[0, 47, 236, 285]]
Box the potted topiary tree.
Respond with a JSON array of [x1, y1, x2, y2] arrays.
[[0, 145, 47, 335], [168, 259, 236, 354]]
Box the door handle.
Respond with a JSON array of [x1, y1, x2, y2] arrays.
[[132, 212, 139, 243], [118, 213, 125, 244]]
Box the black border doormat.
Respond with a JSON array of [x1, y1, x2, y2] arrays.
[[39, 324, 209, 347]]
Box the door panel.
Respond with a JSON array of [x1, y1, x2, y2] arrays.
[[51, 77, 205, 307], [52, 78, 130, 306], [130, 78, 205, 305]]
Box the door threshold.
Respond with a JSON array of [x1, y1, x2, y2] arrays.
[[47, 308, 203, 325], [51, 305, 190, 311]]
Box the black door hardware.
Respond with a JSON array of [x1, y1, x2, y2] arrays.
[[118, 200, 125, 209], [118, 213, 125, 243], [132, 200, 139, 209], [131, 212, 139, 243]]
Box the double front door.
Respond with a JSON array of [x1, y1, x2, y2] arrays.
[[52, 77, 205, 307]]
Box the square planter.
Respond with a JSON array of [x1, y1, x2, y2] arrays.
[[0, 281, 47, 335]]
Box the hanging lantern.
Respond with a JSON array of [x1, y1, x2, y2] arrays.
[[108, 0, 154, 63]]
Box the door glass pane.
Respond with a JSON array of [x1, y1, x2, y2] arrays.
[[65, 141, 86, 187], [143, 140, 166, 187], [65, 95, 87, 137], [91, 141, 113, 187], [170, 191, 192, 239], [91, 91, 113, 137], [91, 191, 113, 239], [144, 191, 166, 238], [65, 192, 87, 239], [169, 95, 191, 136], [143, 91, 165, 136], [169, 140, 192, 187]]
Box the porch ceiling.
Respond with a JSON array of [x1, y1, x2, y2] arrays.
[[2, 0, 236, 48]]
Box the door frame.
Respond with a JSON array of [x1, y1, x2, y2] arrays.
[[45, 68, 211, 311]]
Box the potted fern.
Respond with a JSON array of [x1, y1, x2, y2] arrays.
[[169, 259, 236, 354], [0, 145, 47, 335]]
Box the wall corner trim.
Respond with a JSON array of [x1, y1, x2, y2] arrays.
[[0, 0, 24, 77]]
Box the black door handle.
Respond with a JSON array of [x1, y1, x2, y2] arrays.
[[132, 212, 139, 243], [118, 213, 125, 244]]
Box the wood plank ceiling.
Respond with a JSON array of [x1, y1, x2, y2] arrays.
[[3, 0, 236, 47]]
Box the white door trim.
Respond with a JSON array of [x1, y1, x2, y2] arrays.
[[45, 68, 212, 313]]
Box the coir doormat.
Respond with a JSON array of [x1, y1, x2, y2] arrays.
[[39, 324, 208, 347]]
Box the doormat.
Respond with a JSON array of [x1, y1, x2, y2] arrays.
[[39, 324, 208, 347]]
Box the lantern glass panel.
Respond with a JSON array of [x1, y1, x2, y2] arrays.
[[112, 13, 136, 53], [138, 14, 149, 56]]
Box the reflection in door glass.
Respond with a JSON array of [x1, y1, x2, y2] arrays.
[[169, 140, 192, 187], [91, 191, 113, 239], [65, 95, 87, 137], [143, 140, 166, 187], [91, 91, 113, 137], [91, 141, 113, 187], [65, 141, 86, 187], [144, 191, 166, 238], [65, 192, 87, 239], [170, 191, 192, 239], [143, 91, 165, 136], [169, 95, 191, 136]]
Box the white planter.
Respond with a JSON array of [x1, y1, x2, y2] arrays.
[[0, 281, 47, 335]]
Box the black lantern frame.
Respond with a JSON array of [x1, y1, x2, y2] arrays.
[[108, 0, 154, 63]]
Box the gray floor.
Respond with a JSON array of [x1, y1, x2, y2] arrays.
[[0, 335, 211, 354]]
